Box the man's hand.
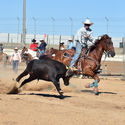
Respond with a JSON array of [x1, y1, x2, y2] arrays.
[[85, 34, 89, 38]]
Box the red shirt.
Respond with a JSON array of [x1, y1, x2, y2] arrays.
[[30, 43, 38, 51]]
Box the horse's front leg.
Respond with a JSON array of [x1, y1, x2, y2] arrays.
[[84, 69, 100, 95], [92, 74, 100, 95]]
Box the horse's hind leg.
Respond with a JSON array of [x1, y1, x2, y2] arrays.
[[19, 75, 36, 88], [16, 69, 29, 82]]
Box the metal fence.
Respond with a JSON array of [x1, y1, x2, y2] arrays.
[[0, 33, 123, 48], [122, 37, 125, 80], [0, 33, 125, 77], [0, 33, 74, 46]]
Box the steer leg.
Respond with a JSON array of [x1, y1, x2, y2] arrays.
[[51, 77, 64, 98], [19, 75, 36, 88], [16, 69, 29, 82]]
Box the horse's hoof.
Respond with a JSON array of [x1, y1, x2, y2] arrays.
[[85, 83, 90, 88], [60, 95, 64, 99], [94, 92, 99, 95], [93, 88, 99, 95]]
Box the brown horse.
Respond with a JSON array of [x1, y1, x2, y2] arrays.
[[21, 47, 52, 64], [49, 34, 115, 95], [21, 47, 33, 64], [21, 47, 40, 64], [48, 47, 76, 62]]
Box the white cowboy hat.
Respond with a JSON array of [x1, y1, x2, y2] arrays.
[[14, 47, 18, 50], [60, 42, 64, 44], [83, 19, 93, 25], [40, 39, 45, 42], [68, 37, 73, 41], [68, 39, 73, 42]]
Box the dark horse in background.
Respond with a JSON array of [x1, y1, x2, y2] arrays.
[[48, 34, 115, 95]]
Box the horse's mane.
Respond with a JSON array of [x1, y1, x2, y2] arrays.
[[89, 34, 109, 52], [89, 39, 100, 52]]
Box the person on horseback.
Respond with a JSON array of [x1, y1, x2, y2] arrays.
[[69, 18, 94, 71], [37, 39, 47, 56], [67, 39, 74, 50], [59, 42, 65, 50], [29, 39, 38, 52]]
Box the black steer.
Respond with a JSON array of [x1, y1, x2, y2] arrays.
[[16, 55, 73, 98]]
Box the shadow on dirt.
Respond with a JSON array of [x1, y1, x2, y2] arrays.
[[81, 90, 117, 95], [19, 93, 72, 99]]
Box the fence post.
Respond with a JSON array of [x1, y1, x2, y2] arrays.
[[7, 33, 10, 43], [122, 37, 125, 80], [59, 35, 61, 50], [46, 34, 49, 49], [21, 34, 23, 43], [46, 34, 49, 44]]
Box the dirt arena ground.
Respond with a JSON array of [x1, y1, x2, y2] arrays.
[[0, 64, 125, 125]]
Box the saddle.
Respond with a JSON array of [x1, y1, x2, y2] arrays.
[[64, 48, 102, 74]]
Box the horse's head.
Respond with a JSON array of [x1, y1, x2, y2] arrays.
[[101, 34, 115, 57], [22, 46, 28, 54], [21, 47, 31, 63]]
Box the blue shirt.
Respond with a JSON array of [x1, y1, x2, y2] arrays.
[[68, 42, 74, 49], [38, 42, 47, 51]]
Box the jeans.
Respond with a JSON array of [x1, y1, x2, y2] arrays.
[[40, 50, 45, 56], [70, 42, 83, 67], [12, 60, 19, 73]]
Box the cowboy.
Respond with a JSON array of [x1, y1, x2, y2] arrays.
[[59, 42, 65, 50], [37, 39, 47, 56], [29, 39, 38, 52], [67, 39, 74, 50], [69, 18, 94, 71], [10, 47, 21, 73]]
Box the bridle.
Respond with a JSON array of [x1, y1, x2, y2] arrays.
[[104, 39, 113, 57]]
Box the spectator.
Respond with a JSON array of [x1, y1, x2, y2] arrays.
[[37, 39, 47, 56], [10, 47, 21, 73], [67, 39, 74, 50], [30, 39, 38, 52], [59, 42, 65, 50]]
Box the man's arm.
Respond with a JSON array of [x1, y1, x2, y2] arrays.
[[75, 28, 83, 42], [88, 31, 93, 42]]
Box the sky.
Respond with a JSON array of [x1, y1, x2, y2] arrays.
[[0, 0, 125, 37]]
